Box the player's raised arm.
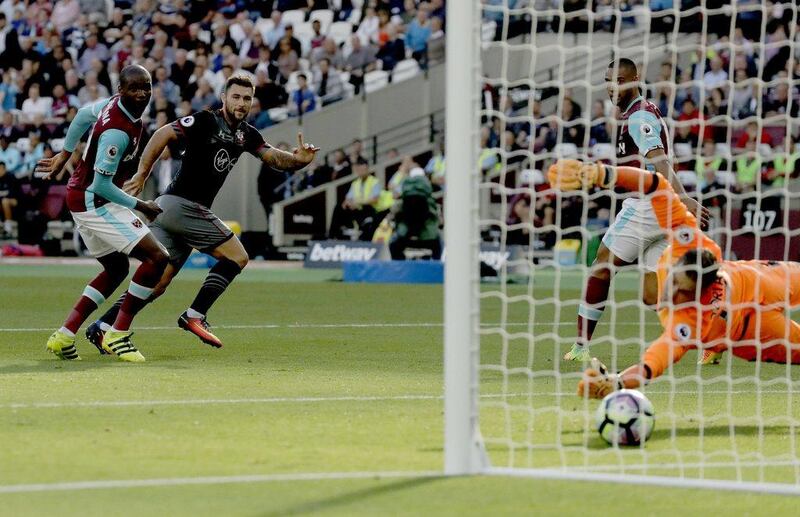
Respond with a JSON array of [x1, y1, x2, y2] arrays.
[[123, 123, 179, 196], [35, 98, 111, 180], [257, 132, 320, 171]]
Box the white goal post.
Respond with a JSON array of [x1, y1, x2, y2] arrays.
[[444, 0, 800, 495]]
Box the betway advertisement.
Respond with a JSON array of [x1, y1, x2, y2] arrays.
[[304, 241, 388, 268]]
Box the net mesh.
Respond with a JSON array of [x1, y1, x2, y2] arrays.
[[475, 1, 800, 488]]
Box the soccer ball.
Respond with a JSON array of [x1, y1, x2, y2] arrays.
[[595, 389, 655, 446]]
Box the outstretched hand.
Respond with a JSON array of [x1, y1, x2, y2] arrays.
[[35, 150, 71, 180], [292, 132, 320, 167]]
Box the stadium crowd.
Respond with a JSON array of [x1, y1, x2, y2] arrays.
[[0, 0, 445, 245], [0, 0, 798, 258]]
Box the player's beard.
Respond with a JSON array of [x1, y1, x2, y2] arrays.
[[225, 105, 248, 123]]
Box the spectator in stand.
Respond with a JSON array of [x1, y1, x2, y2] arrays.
[[589, 99, 610, 145], [677, 97, 704, 139], [735, 138, 763, 192], [311, 37, 345, 70], [77, 33, 108, 75], [289, 73, 316, 116], [388, 166, 441, 260], [0, 13, 23, 71], [171, 49, 195, 91], [247, 97, 272, 130], [50, 83, 74, 120], [263, 11, 286, 49], [654, 61, 676, 117], [328, 156, 393, 241], [0, 69, 19, 112], [276, 37, 299, 85], [310, 19, 325, 50], [321, 149, 346, 182], [77, 70, 109, 106], [357, 7, 380, 46], [190, 78, 218, 111], [0, 111, 23, 141], [731, 68, 754, 119], [405, 3, 433, 67], [0, 161, 20, 238], [763, 80, 798, 117], [694, 138, 727, 189], [770, 134, 800, 185], [255, 69, 288, 110], [345, 35, 378, 94], [52, 0, 81, 35], [314, 58, 345, 106], [735, 120, 774, 148], [79, 0, 108, 25], [0, 136, 22, 177], [703, 86, 727, 122], [20, 83, 50, 124], [274, 25, 302, 58], [506, 168, 555, 247], [425, 140, 446, 187], [21, 130, 44, 174], [255, 46, 280, 82], [703, 56, 728, 93], [239, 32, 265, 72], [377, 23, 405, 71], [558, 97, 585, 146], [154, 65, 181, 107], [348, 138, 366, 164]]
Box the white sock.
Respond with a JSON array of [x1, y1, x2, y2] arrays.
[[186, 308, 204, 319], [3, 220, 11, 233], [58, 327, 75, 338], [98, 322, 111, 331]]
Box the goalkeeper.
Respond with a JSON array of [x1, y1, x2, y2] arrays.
[[548, 159, 800, 399]]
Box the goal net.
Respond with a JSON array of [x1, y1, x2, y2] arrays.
[[445, 1, 800, 493]]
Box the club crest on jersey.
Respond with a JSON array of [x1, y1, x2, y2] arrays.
[[106, 145, 118, 158], [235, 129, 245, 146], [640, 123, 653, 135], [674, 324, 692, 341], [214, 148, 231, 172], [132, 218, 143, 229], [676, 226, 695, 245], [181, 116, 195, 127]]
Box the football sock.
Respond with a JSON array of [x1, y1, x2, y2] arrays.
[[63, 269, 125, 334], [189, 258, 242, 316], [98, 292, 127, 327], [577, 274, 611, 347], [112, 261, 162, 332]]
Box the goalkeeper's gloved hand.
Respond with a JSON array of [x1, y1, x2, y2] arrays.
[[547, 159, 611, 191], [576, 358, 622, 399]]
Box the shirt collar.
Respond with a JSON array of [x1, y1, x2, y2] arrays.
[[117, 98, 140, 122], [623, 95, 644, 114]]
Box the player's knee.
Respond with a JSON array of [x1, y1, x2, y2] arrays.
[[103, 254, 130, 283], [231, 253, 248, 269], [148, 248, 170, 270]]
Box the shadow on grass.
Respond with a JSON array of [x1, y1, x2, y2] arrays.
[[560, 424, 799, 450], [0, 358, 191, 374], [261, 476, 443, 516]]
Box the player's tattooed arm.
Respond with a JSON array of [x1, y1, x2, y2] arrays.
[[123, 124, 179, 195], [258, 132, 320, 170]]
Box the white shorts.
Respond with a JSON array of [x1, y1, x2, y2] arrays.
[[71, 203, 150, 258], [601, 198, 667, 272]]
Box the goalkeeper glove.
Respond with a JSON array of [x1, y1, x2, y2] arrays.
[[576, 358, 622, 399], [547, 159, 614, 191]]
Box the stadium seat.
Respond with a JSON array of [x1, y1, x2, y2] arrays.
[[364, 70, 389, 94], [678, 170, 698, 188], [282, 9, 306, 28], [298, 57, 311, 73], [715, 142, 731, 158], [294, 22, 315, 56], [591, 143, 614, 161], [349, 9, 362, 25], [309, 9, 334, 33], [553, 143, 578, 159], [329, 21, 353, 46], [391, 59, 420, 83], [351, 0, 364, 9], [481, 21, 496, 42], [758, 143, 773, 159], [15, 137, 30, 153], [49, 138, 65, 153], [674, 142, 692, 158], [714, 171, 737, 186], [286, 71, 301, 92], [256, 18, 275, 40], [267, 107, 289, 122]]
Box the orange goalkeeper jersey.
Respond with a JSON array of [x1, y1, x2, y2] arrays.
[[612, 168, 753, 379]]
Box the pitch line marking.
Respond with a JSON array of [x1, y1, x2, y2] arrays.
[[0, 321, 660, 332], [2, 390, 796, 409], [0, 470, 442, 494]]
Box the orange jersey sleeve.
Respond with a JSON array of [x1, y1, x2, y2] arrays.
[[641, 332, 692, 379]]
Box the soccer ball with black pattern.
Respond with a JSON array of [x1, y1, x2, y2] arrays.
[[595, 389, 655, 446]]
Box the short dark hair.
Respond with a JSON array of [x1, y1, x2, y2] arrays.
[[608, 58, 638, 76], [679, 248, 720, 291], [354, 156, 369, 166], [119, 64, 150, 89], [224, 72, 254, 92]]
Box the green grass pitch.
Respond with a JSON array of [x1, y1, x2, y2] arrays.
[[0, 262, 798, 515]]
